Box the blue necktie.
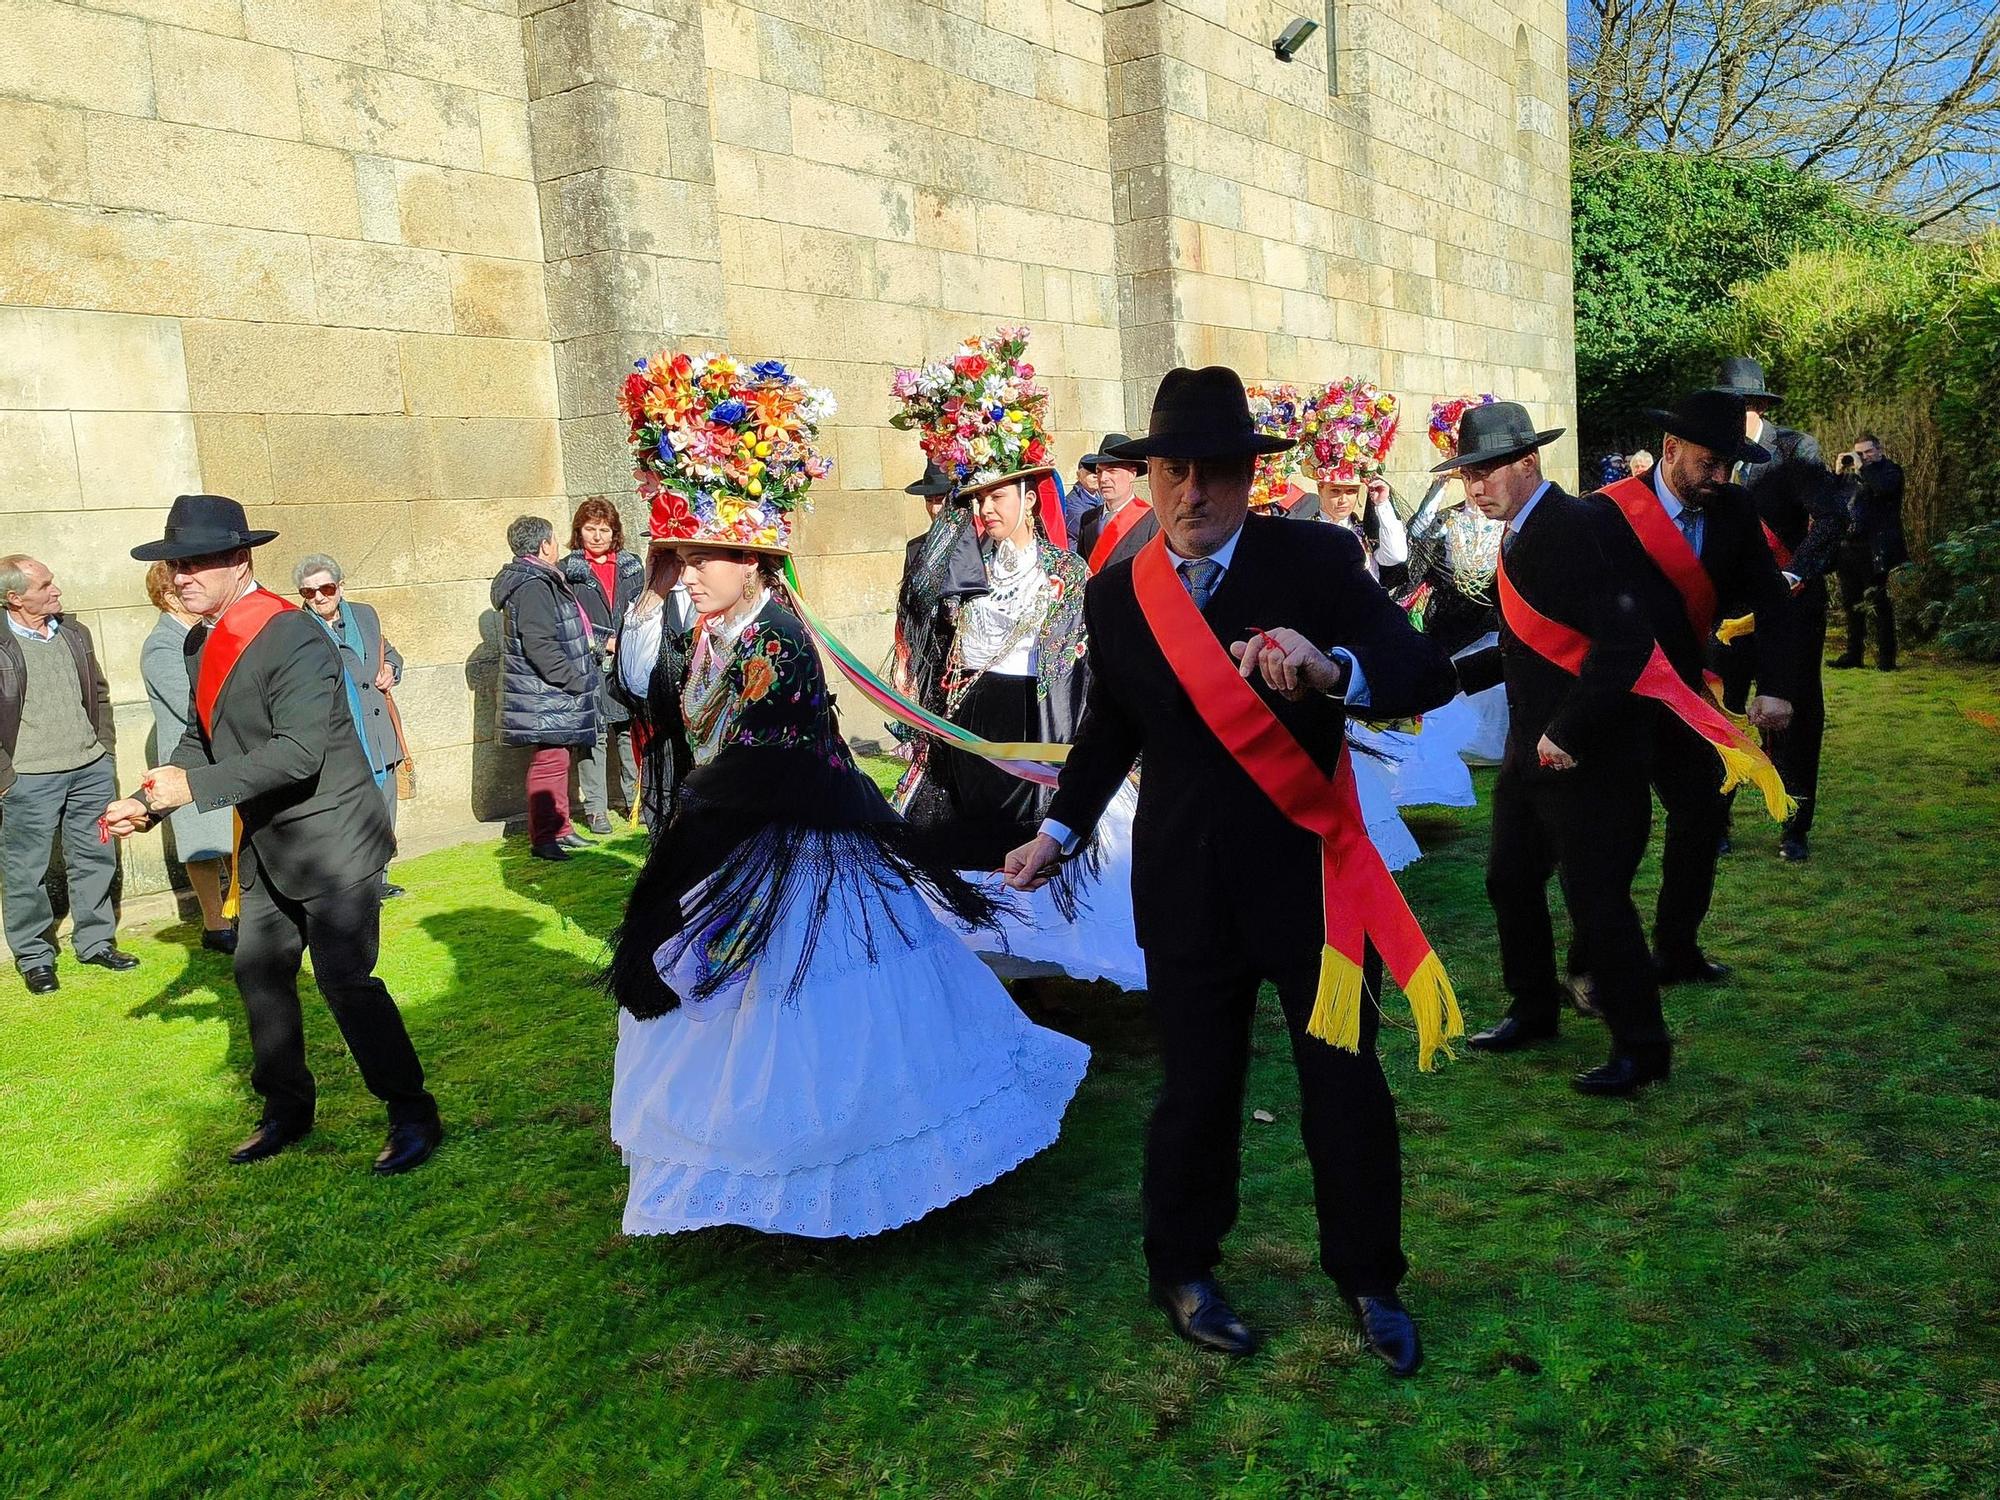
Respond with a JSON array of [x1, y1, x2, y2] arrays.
[[1678, 508, 1703, 557], [1180, 557, 1222, 611]]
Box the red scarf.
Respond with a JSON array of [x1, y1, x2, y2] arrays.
[[1496, 557, 1794, 822], [196, 587, 295, 732], [1130, 536, 1461, 1069], [1036, 474, 1069, 551], [1087, 497, 1152, 574], [1602, 475, 1716, 643]]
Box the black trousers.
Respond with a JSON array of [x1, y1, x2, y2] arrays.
[[235, 870, 436, 1130], [1835, 554, 1896, 667], [1717, 585, 1829, 837], [1649, 712, 1729, 965], [1140, 943, 1405, 1299], [1488, 764, 1668, 1055]]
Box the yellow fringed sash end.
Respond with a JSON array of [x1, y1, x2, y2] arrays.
[[1404, 949, 1464, 1073], [1307, 944, 1365, 1053], [1716, 612, 1756, 645], [1715, 741, 1798, 824], [222, 810, 244, 920]]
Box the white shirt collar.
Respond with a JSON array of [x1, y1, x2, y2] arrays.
[[1164, 520, 1244, 574], [1508, 479, 1554, 534], [7, 612, 57, 641]]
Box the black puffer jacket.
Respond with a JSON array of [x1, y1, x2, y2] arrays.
[[491, 557, 600, 748]]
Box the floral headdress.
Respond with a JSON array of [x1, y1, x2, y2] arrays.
[[1245, 382, 1308, 511], [1300, 379, 1399, 487], [619, 350, 835, 554], [1428, 394, 1499, 461], [889, 327, 1054, 496]]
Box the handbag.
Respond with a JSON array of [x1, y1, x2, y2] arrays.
[[378, 634, 416, 801]]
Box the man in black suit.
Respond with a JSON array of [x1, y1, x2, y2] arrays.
[[1606, 392, 1796, 986], [1708, 358, 1846, 860], [105, 495, 441, 1175], [1831, 432, 1907, 671], [1444, 404, 1674, 1095], [1003, 368, 1457, 1375], [1072, 432, 1159, 570]]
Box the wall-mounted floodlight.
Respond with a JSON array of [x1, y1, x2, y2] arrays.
[[1273, 17, 1319, 62]]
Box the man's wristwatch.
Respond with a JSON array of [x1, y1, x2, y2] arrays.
[[1321, 650, 1352, 700], [132, 785, 157, 817]]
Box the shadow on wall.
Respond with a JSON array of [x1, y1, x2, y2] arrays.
[[466, 607, 531, 830]]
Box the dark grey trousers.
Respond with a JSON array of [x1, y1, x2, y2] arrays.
[[1, 753, 119, 970]]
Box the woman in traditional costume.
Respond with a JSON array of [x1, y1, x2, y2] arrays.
[[604, 349, 1088, 1239], [890, 328, 1145, 988]]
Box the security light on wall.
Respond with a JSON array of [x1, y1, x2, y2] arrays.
[[1273, 17, 1320, 62]]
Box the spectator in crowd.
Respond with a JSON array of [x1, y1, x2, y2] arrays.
[[0, 555, 134, 993], [1627, 449, 1655, 478], [139, 562, 236, 951], [294, 555, 409, 897], [491, 516, 599, 861], [1831, 433, 1907, 671], [558, 498, 643, 834], [1062, 452, 1101, 541]]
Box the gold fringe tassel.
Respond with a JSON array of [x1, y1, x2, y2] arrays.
[[222, 811, 244, 920], [1715, 612, 1756, 645], [1715, 741, 1798, 824], [1307, 944, 1365, 1053], [1405, 949, 1464, 1073]]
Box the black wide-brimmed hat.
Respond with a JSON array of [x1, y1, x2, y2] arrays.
[[1429, 400, 1565, 473], [129, 494, 279, 562], [903, 460, 952, 497], [1710, 356, 1781, 406], [1645, 389, 1771, 466], [1080, 433, 1140, 469], [1107, 368, 1296, 462]]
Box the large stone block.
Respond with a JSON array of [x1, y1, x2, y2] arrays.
[[311, 238, 456, 332], [2, 508, 167, 612], [382, 0, 531, 98], [0, 412, 80, 514], [0, 0, 154, 114], [529, 84, 672, 180], [397, 163, 545, 260], [479, 96, 535, 179], [0, 99, 88, 202], [265, 415, 429, 504], [399, 333, 559, 418], [85, 116, 363, 239], [710, 72, 795, 154], [181, 321, 403, 415], [193, 414, 275, 506], [243, 0, 388, 66], [72, 411, 202, 512], [0, 308, 189, 412], [451, 255, 551, 339], [656, 257, 728, 339], [421, 417, 565, 499], [295, 54, 486, 171], [150, 25, 302, 140], [81, 0, 247, 32], [247, 498, 417, 589], [542, 249, 659, 341], [540, 170, 721, 262]]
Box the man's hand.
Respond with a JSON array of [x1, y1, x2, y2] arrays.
[[640, 550, 683, 611], [1746, 695, 1793, 731], [1536, 734, 1576, 771], [373, 662, 396, 692], [140, 764, 193, 813], [102, 798, 153, 839], [1230, 627, 1340, 701], [1003, 833, 1064, 892]]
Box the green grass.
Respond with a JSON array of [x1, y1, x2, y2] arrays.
[[4, 663, 1998, 1496]]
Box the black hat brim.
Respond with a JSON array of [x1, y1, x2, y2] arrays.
[[1710, 383, 1781, 405], [1429, 427, 1565, 474], [1645, 410, 1771, 467], [1107, 432, 1295, 462], [903, 478, 952, 497], [130, 529, 280, 562]]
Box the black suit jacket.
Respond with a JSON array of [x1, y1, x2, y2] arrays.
[[1047, 515, 1458, 962], [1075, 501, 1160, 571], [1455, 487, 1662, 781], [1737, 421, 1846, 583], [172, 607, 395, 902]]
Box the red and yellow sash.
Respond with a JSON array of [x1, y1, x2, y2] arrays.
[[1496, 559, 1794, 822], [1087, 498, 1152, 574], [1130, 536, 1461, 1070], [1716, 521, 1797, 645], [188, 587, 296, 915], [1603, 475, 1716, 644]]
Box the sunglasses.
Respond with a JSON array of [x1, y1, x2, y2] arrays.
[[298, 583, 339, 600]]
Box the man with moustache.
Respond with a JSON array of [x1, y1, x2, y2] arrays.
[[1003, 367, 1458, 1375]]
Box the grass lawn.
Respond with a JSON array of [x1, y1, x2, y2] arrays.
[[3, 662, 1998, 1496]]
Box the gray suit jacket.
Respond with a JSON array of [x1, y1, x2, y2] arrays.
[[316, 601, 404, 774]]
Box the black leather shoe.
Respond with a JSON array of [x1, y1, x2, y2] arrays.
[[381, 883, 407, 900], [373, 1118, 443, 1175], [79, 947, 140, 972], [1716, 833, 1733, 856], [1778, 835, 1809, 862], [1467, 1014, 1558, 1052], [1151, 1278, 1256, 1357], [1572, 1051, 1671, 1097], [559, 831, 591, 850], [201, 927, 238, 955], [229, 1119, 310, 1164], [1353, 1294, 1423, 1376], [23, 966, 58, 994], [1566, 973, 1606, 1020], [586, 814, 614, 836], [530, 842, 571, 862], [1827, 657, 1863, 669], [1877, 661, 1897, 672], [1655, 952, 1733, 986]]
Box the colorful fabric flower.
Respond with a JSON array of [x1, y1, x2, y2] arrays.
[[1299, 380, 1399, 487], [890, 326, 1052, 491], [1245, 382, 1307, 511], [1428, 394, 1498, 459]]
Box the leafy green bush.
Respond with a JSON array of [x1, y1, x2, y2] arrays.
[[1918, 520, 2000, 661]]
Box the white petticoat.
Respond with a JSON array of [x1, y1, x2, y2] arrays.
[[611, 839, 1090, 1239]]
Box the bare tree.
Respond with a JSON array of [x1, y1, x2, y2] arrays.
[[1572, 0, 2000, 229]]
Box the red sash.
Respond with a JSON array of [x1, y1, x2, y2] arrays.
[[196, 587, 295, 732], [1760, 519, 1793, 572], [1129, 536, 1461, 1069], [1496, 558, 1794, 822], [1602, 475, 1716, 643], [1087, 498, 1152, 574]]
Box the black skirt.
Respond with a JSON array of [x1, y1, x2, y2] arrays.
[[924, 671, 1043, 871]]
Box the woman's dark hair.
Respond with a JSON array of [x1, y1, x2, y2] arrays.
[[756, 555, 799, 616], [569, 495, 625, 553]]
